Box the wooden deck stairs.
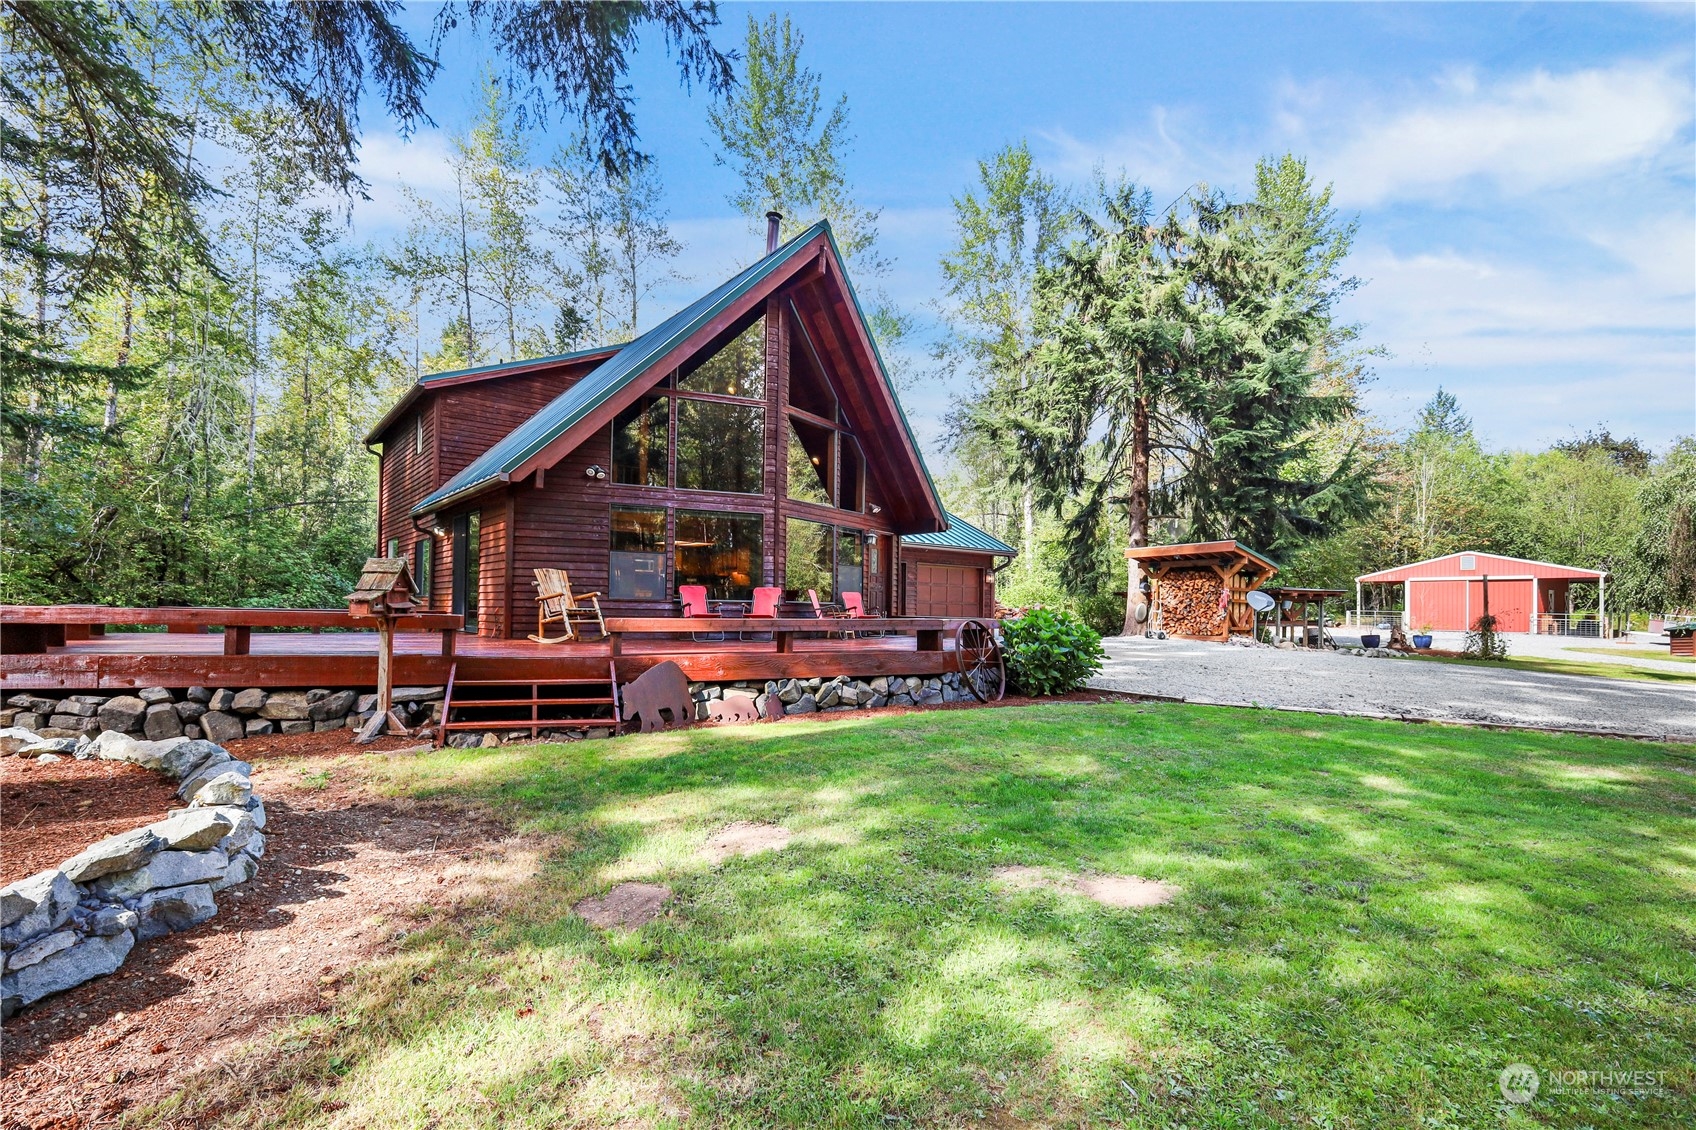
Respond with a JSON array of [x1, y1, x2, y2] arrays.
[[436, 660, 621, 746]]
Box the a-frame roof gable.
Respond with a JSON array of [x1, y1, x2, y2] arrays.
[[411, 221, 945, 533]]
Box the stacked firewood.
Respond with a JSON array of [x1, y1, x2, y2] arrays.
[[1157, 568, 1227, 637]]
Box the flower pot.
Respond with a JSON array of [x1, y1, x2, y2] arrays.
[[1360, 634, 1381, 649], [1412, 634, 1432, 649]]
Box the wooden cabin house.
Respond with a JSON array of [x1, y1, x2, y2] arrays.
[[366, 220, 1014, 639]]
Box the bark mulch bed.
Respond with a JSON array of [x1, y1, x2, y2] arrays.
[[2, 758, 184, 886], [1, 731, 538, 1130]]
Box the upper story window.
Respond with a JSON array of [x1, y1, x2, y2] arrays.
[[678, 317, 765, 399], [788, 419, 833, 505], [414, 414, 424, 454], [612, 395, 669, 487], [676, 400, 763, 494]]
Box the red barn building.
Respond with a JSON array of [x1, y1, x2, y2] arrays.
[[1356, 552, 1608, 636]]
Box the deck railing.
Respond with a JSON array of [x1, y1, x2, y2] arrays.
[[0, 605, 464, 656]]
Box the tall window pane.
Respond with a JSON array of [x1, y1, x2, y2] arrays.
[[610, 507, 666, 600], [675, 510, 762, 601], [679, 317, 765, 399], [612, 395, 668, 487], [838, 435, 864, 512], [676, 400, 764, 494], [836, 529, 863, 598], [784, 517, 833, 602], [786, 419, 832, 505], [415, 539, 433, 600]]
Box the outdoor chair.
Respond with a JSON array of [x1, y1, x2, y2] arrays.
[[808, 589, 855, 639], [740, 586, 783, 640], [680, 584, 726, 641], [530, 568, 606, 643], [841, 591, 887, 637]]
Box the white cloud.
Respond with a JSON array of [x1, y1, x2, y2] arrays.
[[1313, 60, 1692, 205]]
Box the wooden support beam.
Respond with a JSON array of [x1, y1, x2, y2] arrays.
[[223, 626, 252, 656]]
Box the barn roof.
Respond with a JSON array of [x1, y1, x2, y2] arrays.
[[410, 220, 944, 532], [1357, 552, 1606, 583], [902, 511, 1017, 556]]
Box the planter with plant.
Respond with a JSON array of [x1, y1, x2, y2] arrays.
[[1412, 625, 1433, 649], [1002, 608, 1107, 696]]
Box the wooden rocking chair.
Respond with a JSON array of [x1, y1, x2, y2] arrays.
[[530, 568, 607, 643]]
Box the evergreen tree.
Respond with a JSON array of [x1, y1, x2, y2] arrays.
[[938, 142, 1070, 576], [1167, 157, 1374, 552]]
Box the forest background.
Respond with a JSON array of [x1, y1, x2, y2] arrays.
[[5, 3, 1691, 627]]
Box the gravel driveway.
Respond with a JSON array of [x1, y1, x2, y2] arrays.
[[1090, 636, 1695, 740]]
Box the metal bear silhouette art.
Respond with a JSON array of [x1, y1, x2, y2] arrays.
[[620, 661, 693, 733], [707, 694, 760, 724]]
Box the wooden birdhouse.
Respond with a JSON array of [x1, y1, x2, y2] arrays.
[[347, 557, 417, 617]]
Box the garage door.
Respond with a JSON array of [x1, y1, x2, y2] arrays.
[[914, 564, 982, 617]]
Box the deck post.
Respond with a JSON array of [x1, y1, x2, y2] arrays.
[[223, 625, 252, 656], [440, 628, 457, 658]]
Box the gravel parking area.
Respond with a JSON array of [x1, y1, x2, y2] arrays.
[[1091, 636, 1696, 740]]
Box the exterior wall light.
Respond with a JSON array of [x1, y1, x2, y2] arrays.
[[586, 465, 608, 480]]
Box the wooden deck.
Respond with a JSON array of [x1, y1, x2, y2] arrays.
[[0, 623, 962, 691]]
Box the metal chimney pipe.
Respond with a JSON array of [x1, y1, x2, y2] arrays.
[[765, 211, 782, 255]]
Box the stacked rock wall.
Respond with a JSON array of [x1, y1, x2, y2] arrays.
[[0, 731, 266, 1015], [3, 685, 444, 745]]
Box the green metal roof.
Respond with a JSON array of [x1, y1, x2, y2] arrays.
[[902, 511, 1017, 556], [411, 220, 942, 526]]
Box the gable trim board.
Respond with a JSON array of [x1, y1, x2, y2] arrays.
[[408, 222, 944, 535]]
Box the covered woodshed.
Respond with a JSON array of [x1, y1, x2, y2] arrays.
[[1127, 541, 1279, 642]]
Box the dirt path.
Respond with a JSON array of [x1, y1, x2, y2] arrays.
[[1092, 635, 1696, 739], [1, 734, 541, 1130]]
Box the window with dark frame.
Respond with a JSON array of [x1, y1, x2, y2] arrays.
[[786, 419, 833, 506], [611, 395, 669, 487], [610, 507, 667, 601], [674, 510, 763, 601], [678, 317, 766, 398], [836, 529, 864, 598], [676, 399, 764, 494], [784, 517, 834, 602], [838, 435, 865, 513], [415, 539, 432, 600]]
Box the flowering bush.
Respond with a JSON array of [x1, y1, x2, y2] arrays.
[[1002, 608, 1107, 696]]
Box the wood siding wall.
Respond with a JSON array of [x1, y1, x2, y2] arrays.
[[375, 281, 951, 637]]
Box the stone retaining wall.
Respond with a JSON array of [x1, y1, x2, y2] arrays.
[[3, 685, 445, 745], [0, 731, 267, 1016]]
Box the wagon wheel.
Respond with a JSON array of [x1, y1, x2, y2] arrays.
[[954, 618, 1006, 703]]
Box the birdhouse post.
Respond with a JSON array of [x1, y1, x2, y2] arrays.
[[347, 558, 418, 743]]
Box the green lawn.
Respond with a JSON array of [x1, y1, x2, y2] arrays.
[[1566, 646, 1693, 665], [1409, 651, 1696, 685], [163, 705, 1696, 1128]]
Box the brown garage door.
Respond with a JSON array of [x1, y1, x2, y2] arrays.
[[914, 563, 982, 617]]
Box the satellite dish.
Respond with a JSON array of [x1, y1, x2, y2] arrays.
[[1135, 601, 1150, 623], [1245, 590, 1275, 613]]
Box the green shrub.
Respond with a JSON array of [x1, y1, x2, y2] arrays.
[[1002, 607, 1108, 696]]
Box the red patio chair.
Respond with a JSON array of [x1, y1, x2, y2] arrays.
[[808, 588, 853, 639], [740, 586, 782, 640], [679, 584, 725, 641], [839, 591, 884, 637]]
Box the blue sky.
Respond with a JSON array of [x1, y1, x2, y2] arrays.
[[344, 2, 1695, 457]]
